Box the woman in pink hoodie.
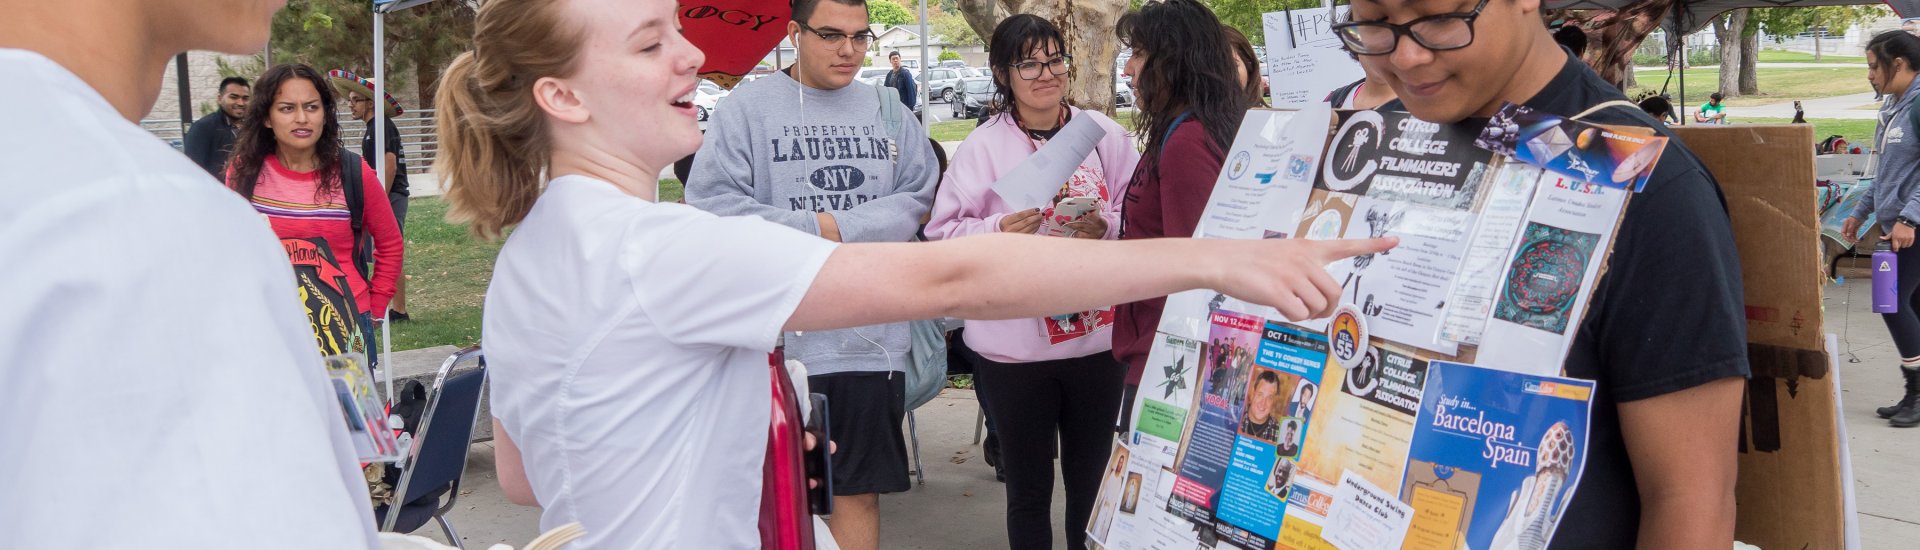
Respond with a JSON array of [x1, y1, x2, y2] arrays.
[[924, 15, 1141, 550]]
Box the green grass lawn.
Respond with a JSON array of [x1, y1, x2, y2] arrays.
[[1629, 66, 1870, 107], [1756, 50, 1868, 64], [391, 181, 686, 351], [1737, 117, 1879, 145], [387, 197, 503, 351]]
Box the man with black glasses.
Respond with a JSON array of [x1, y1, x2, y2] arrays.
[[685, 0, 938, 548], [1333, 0, 1748, 547]]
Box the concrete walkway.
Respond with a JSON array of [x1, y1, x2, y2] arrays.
[[1636, 62, 1869, 72], [1725, 91, 1884, 121], [388, 271, 1919, 549]]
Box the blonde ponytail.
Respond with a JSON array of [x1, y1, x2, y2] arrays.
[[433, 0, 586, 240]]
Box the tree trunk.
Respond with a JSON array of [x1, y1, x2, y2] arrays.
[[1740, 26, 1759, 95], [962, 0, 1128, 113], [1714, 10, 1746, 98], [955, 0, 1008, 46], [1815, 32, 1823, 61], [416, 58, 439, 110]]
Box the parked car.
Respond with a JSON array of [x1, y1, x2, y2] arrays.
[[950, 76, 995, 119], [1115, 79, 1134, 108], [925, 66, 970, 104], [858, 67, 891, 86], [937, 59, 968, 68], [694, 79, 728, 121]]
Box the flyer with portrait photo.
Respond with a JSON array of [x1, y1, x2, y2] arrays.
[[1210, 323, 1330, 548]]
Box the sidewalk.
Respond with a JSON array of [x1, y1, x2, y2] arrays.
[[1726, 91, 1883, 120], [408, 389, 1037, 548]]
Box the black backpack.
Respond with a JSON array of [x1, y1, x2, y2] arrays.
[[340, 150, 374, 278]]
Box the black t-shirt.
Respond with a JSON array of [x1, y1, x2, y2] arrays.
[[360, 117, 410, 196], [1386, 53, 1750, 547]]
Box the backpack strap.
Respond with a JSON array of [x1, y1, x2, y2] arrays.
[[1570, 100, 1641, 122], [340, 150, 371, 276], [1155, 111, 1194, 164], [875, 84, 904, 142]]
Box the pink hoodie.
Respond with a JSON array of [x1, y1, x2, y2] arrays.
[[926, 108, 1142, 363]]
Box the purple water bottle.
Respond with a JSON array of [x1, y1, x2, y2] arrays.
[[1875, 242, 1900, 314]]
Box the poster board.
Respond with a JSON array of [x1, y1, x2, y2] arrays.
[[1099, 105, 1667, 550], [1263, 8, 1365, 110], [1669, 125, 1843, 550]]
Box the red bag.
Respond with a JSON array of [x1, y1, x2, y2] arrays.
[[760, 348, 815, 549]]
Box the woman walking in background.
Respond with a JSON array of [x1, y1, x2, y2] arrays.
[[227, 63, 403, 361], [1844, 30, 1920, 427], [926, 14, 1141, 549], [1112, 0, 1256, 429]]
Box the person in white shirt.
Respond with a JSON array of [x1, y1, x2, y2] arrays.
[[0, 1, 377, 547], [438, 0, 1395, 547]]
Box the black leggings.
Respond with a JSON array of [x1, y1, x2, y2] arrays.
[[1882, 243, 1920, 359], [969, 349, 1128, 550]]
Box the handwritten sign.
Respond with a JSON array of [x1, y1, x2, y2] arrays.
[[1263, 8, 1365, 109]]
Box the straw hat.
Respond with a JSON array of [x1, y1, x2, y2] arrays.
[[327, 69, 403, 118]]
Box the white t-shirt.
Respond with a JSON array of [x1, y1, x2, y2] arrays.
[[485, 176, 838, 548], [0, 49, 376, 547]]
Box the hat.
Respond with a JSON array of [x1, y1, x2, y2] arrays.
[[327, 69, 403, 118]]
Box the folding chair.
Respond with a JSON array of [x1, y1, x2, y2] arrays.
[[378, 345, 488, 548]]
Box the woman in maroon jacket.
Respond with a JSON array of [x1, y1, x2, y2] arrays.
[[1113, 0, 1255, 426]]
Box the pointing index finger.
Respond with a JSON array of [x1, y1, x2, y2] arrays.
[[1313, 237, 1399, 263]]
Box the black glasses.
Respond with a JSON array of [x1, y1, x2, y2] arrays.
[[1331, 0, 1490, 56], [1010, 56, 1071, 80], [797, 22, 876, 51]]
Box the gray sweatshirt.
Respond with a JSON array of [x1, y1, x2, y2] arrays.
[[1858, 77, 1920, 230], [687, 70, 938, 375]]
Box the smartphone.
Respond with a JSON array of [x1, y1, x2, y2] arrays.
[[806, 393, 834, 516], [1042, 196, 1101, 237]]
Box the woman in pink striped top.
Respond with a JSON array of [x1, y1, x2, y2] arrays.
[[225, 63, 404, 359]]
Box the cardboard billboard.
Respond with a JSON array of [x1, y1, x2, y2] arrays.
[[1670, 124, 1843, 550]]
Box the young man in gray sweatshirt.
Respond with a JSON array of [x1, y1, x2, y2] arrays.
[[684, 0, 937, 547]]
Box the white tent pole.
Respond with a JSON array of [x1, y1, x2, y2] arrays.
[[374, 8, 395, 406], [918, 0, 930, 127]]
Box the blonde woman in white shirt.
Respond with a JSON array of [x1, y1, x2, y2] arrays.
[[436, 0, 1395, 546]]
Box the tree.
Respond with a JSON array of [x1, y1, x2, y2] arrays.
[[871, 0, 916, 27], [954, 0, 1133, 113], [940, 50, 963, 61], [1712, 9, 1749, 98], [932, 10, 982, 47], [268, 0, 476, 108], [1754, 6, 1887, 61], [955, 0, 1010, 50], [1740, 20, 1760, 95]]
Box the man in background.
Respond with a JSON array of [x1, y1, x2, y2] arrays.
[[686, 0, 939, 547], [183, 76, 249, 177], [336, 71, 413, 322], [883, 50, 918, 114]]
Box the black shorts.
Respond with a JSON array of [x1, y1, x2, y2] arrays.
[[809, 371, 910, 496]]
